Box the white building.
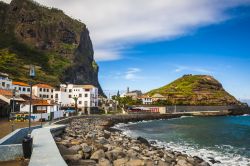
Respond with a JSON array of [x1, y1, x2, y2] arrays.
[[32, 84, 55, 99], [12, 81, 31, 95], [54, 84, 98, 113], [141, 95, 153, 105], [0, 72, 12, 90]]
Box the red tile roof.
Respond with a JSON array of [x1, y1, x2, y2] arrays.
[[0, 89, 12, 97], [12, 81, 29, 87], [33, 84, 53, 89]]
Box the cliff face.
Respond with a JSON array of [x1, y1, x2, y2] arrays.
[[0, 0, 104, 95], [147, 75, 240, 106]]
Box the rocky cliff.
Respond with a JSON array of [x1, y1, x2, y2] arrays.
[[147, 75, 240, 106], [0, 0, 104, 95]]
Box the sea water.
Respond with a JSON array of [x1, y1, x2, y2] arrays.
[[114, 115, 250, 166]]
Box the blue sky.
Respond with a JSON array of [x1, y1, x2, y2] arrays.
[[2, 0, 250, 99], [98, 6, 250, 99]]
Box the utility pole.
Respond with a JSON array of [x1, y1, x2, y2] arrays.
[[29, 65, 35, 134], [11, 89, 16, 131]]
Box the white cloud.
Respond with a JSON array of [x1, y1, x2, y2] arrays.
[[124, 68, 141, 80], [2, 0, 250, 61], [174, 65, 212, 74]]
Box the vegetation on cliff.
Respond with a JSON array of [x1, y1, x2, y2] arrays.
[[147, 75, 240, 106], [0, 0, 104, 95]]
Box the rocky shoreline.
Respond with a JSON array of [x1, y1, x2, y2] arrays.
[[54, 117, 213, 166]]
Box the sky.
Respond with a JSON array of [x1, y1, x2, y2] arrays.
[[2, 0, 250, 100]]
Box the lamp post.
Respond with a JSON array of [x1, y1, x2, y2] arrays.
[[59, 102, 62, 120], [11, 89, 16, 131], [28, 65, 35, 134]]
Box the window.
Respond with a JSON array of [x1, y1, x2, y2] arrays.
[[55, 94, 58, 99], [85, 94, 88, 97], [43, 88, 46, 92], [39, 94, 42, 97], [40, 88, 42, 92], [85, 89, 90, 92], [23, 87, 26, 91], [84, 101, 88, 107], [2, 82, 5, 87], [79, 94, 82, 97], [79, 101, 82, 104], [69, 89, 72, 93], [51, 95, 53, 98], [47, 89, 49, 92], [47, 95, 49, 98], [69, 95, 72, 98], [43, 95, 46, 98], [51, 89, 53, 93], [27, 88, 30, 92], [19, 87, 21, 91]]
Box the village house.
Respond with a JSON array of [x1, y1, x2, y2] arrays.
[[19, 99, 57, 114], [151, 93, 166, 101], [0, 72, 12, 90], [32, 84, 55, 99], [12, 81, 31, 95], [53, 84, 98, 114], [0, 89, 25, 117], [140, 95, 153, 105]]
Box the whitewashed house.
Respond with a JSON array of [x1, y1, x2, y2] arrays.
[[0, 72, 12, 90], [141, 95, 153, 105], [32, 84, 55, 99], [54, 84, 98, 114], [12, 81, 31, 95]]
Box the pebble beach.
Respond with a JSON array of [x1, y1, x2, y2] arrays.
[[54, 117, 211, 166]]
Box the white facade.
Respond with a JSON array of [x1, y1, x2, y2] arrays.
[[32, 84, 55, 99], [12, 82, 31, 95], [54, 84, 98, 110], [142, 97, 153, 105], [0, 73, 12, 90], [20, 102, 57, 114]]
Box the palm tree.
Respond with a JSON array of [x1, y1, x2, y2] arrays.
[[73, 96, 79, 115]]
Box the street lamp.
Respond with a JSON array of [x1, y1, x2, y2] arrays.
[[28, 65, 35, 133], [11, 89, 16, 131]]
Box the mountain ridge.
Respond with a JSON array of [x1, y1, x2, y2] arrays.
[[0, 0, 104, 95]]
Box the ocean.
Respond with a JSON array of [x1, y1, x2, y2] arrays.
[[114, 115, 250, 166]]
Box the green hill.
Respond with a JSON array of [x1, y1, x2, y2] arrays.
[[0, 0, 104, 95], [147, 74, 240, 106]]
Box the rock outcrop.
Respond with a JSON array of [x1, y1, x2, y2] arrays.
[[147, 74, 240, 106], [0, 0, 104, 95]]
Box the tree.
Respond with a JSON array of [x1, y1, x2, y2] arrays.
[[117, 90, 120, 98], [73, 96, 78, 114]]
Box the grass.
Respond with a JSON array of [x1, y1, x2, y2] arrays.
[[147, 75, 238, 106]]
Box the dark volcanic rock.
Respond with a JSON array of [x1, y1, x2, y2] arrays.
[[0, 0, 104, 95]]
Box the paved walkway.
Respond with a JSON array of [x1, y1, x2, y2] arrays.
[[29, 125, 67, 166]]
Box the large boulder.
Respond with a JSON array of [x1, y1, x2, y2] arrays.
[[90, 149, 105, 161], [126, 159, 145, 166], [113, 158, 128, 166], [98, 158, 112, 166], [137, 137, 150, 147]]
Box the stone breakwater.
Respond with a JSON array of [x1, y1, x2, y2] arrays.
[[54, 117, 211, 166]]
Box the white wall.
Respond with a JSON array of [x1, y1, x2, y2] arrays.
[[54, 84, 98, 109], [13, 85, 30, 95], [32, 86, 55, 99], [0, 76, 12, 90]]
